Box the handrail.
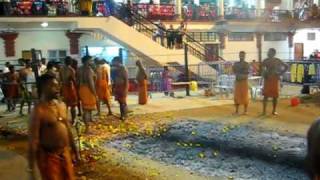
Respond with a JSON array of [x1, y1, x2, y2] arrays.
[[118, 4, 224, 62]]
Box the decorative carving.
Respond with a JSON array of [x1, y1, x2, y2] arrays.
[[65, 32, 82, 55], [0, 32, 19, 57]]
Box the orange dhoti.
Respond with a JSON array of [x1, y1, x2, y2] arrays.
[[61, 84, 78, 107], [79, 85, 96, 110], [6, 84, 19, 99], [234, 79, 249, 105], [37, 147, 75, 180], [114, 84, 127, 104], [138, 80, 148, 105], [263, 75, 280, 98], [96, 79, 111, 103]]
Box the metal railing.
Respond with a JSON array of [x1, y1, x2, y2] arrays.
[[1, 1, 320, 23], [114, 4, 224, 62], [186, 32, 216, 42]]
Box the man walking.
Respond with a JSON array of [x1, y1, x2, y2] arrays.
[[112, 57, 128, 120], [28, 73, 79, 180], [77, 56, 97, 133], [60, 56, 78, 124]]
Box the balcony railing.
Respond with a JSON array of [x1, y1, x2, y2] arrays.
[[1, 1, 320, 23]]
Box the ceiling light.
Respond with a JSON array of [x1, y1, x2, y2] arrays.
[[41, 22, 48, 28]]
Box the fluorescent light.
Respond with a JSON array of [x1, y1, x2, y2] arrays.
[[41, 22, 48, 28]]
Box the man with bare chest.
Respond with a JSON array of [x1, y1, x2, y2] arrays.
[[112, 57, 128, 120], [233, 51, 250, 115], [28, 73, 79, 180], [262, 48, 288, 115], [19, 60, 35, 115], [77, 56, 97, 133], [60, 56, 78, 124]]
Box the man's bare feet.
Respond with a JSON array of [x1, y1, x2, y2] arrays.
[[243, 112, 248, 115], [272, 111, 278, 116], [107, 112, 113, 116]]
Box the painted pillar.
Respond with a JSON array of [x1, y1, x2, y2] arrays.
[[256, 0, 262, 16], [281, 0, 294, 10], [65, 32, 82, 55], [0, 32, 19, 57], [218, 0, 225, 19], [175, 0, 182, 20], [256, 32, 263, 74]]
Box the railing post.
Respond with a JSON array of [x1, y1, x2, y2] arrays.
[[85, 46, 89, 56], [184, 44, 190, 96]]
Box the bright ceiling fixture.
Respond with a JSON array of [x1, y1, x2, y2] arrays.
[[41, 22, 48, 28]]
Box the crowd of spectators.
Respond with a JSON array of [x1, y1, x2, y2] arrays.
[[182, 2, 217, 20], [0, 0, 68, 16], [0, 0, 116, 16]]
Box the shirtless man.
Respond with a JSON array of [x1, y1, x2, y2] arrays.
[[19, 60, 34, 115], [2, 65, 19, 112], [262, 48, 288, 115], [60, 57, 78, 124], [95, 59, 112, 116], [232, 51, 250, 115], [136, 60, 148, 105], [28, 73, 79, 180], [71, 59, 82, 117], [77, 56, 97, 133], [112, 57, 128, 120]]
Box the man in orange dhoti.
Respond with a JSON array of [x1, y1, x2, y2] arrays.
[[60, 56, 78, 124], [232, 51, 250, 115], [77, 56, 97, 133], [112, 57, 128, 120], [136, 60, 148, 105], [2, 65, 20, 112], [28, 74, 79, 180], [262, 48, 288, 115], [96, 59, 112, 116]]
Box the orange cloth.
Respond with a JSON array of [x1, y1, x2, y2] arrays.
[[37, 147, 75, 180], [114, 84, 127, 104], [96, 66, 111, 103], [234, 79, 249, 105], [61, 83, 78, 107], [6, 84, 19, 98], [79, 85, 96, 110], [138, 79, 148, 105], [263, 75, 280, 98], [96, 79, 111, 103], [5, 73, 19, 98]]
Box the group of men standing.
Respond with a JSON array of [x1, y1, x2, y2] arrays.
[[233, 48, 289, 115], [27, 55, 151, 180], [58, 56, 134, 133], [0, 59, 39, 115]]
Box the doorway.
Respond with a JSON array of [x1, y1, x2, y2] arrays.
[[294, 43, 304, 60]]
